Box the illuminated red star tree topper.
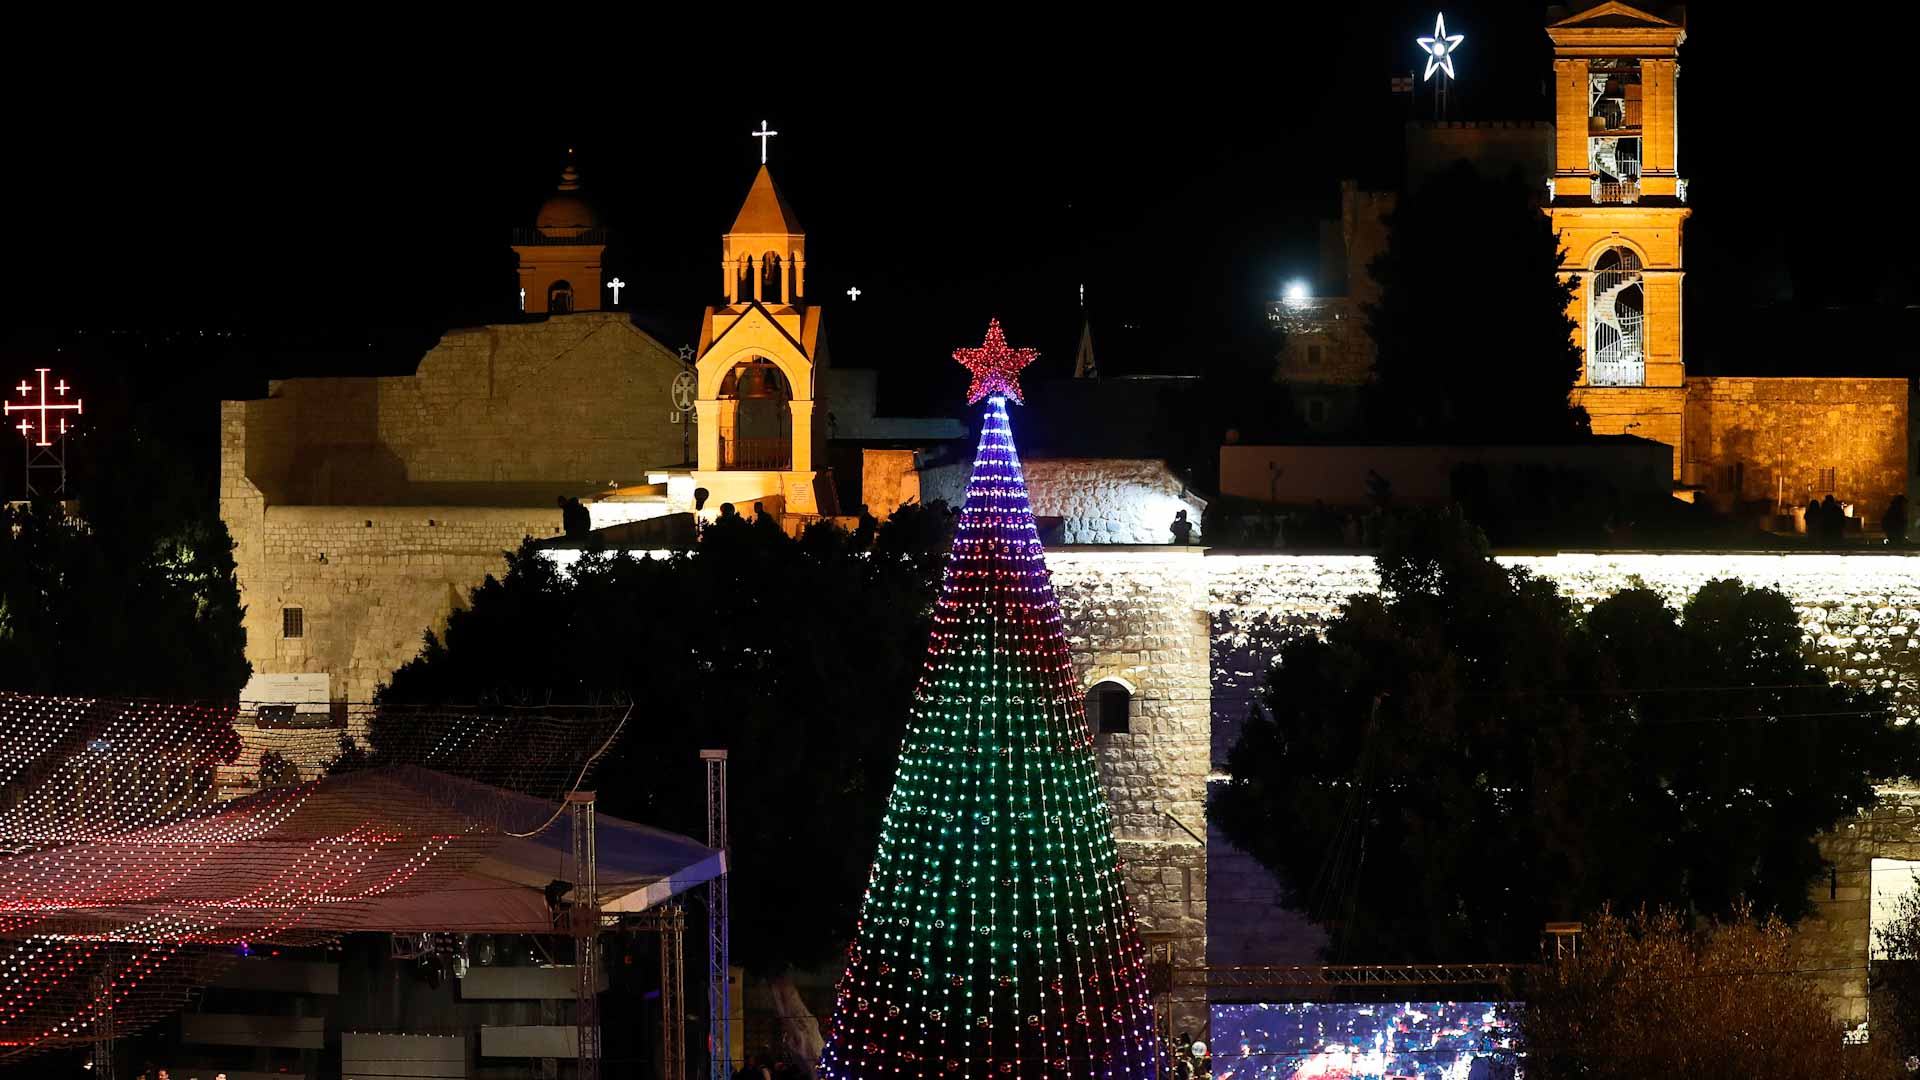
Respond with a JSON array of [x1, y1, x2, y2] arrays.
[[953, 318, 1039, 404], [817, 320, 1159, 1080]]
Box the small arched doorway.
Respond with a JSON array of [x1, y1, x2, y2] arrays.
[[547, 279, 575, 314], [717, 358, 793, 469]]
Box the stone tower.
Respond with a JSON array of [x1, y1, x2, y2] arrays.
[[1548, 2, 1690, 477], [512, 163, 606, 315], [691, 166, 830, 515]]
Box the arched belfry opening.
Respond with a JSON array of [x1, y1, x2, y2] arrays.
[[761, 252, 784, 302], [1588, 246, 1645, 387], [716, 358, 793, 470]]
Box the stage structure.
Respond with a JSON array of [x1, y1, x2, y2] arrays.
[[817, 321, 1160, 1080]]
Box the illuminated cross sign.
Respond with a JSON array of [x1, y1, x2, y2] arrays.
[[608, 277, 626, 305], [846, 286, 862, 301], [1418, 13, 1464, 81], [751, 120, 779, 164], [4, 368, 81, 447]]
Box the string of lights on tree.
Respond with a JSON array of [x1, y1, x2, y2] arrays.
[[0, 693, 627, 1060], [817, 321, 1159, 1080]]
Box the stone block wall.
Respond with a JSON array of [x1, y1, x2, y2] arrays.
[[920, 459, 1205, 545], [1049, 551, 1212, 1035], [243, 505, 563, 704], [1684, 376, 1908, 523], [245, 313, 688, 505]]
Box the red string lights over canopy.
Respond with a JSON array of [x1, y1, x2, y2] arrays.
[[0, 694, 628, 1062], [817, 323, 1159, 1080]]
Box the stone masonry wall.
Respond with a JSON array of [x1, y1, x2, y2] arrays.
[[247, 313, 688, 505], [1049, 551, 1211, 1036], [226, 398, 563, 703], [921, 459, 1204, 545], [1685, 376, 1908, 524]]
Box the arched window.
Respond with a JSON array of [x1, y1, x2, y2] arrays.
[[1587, 247, 1644, 387], [1086, 679, 1133, 735], [547, 280, 574, 314]]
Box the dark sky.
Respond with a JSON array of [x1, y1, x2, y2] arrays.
[[1, 4, 1912, 424]]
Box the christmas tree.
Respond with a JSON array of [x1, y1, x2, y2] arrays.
[[819, 321, 1160, 1080]]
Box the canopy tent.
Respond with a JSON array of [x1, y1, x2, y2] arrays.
[[326, 765, 725, 933], [1, 764, 722, 940]]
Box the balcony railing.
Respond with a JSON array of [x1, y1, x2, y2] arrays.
[[509, 227, 608, 247], [1591, 180, 1640, 204], [720, 437, 791, 471]]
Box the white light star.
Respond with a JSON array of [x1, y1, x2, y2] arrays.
[[1418, 13, 1464, 82]]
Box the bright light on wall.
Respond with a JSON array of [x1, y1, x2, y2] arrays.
[[1283, 280, 1309, 304]]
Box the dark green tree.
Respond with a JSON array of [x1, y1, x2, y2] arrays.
[[1211, 508, 1920, 962], [0, 425, 249, 699], [1366, 161, 1586, 441], [375, 501, 955, 973]]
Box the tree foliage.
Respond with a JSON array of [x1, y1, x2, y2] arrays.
[[1521, 906, 1897, 1080], [1211, 508, 1920, 962], [374, 502, 955, 972], [1366, 161, 1586, 441], [0, 425, 249, 698]]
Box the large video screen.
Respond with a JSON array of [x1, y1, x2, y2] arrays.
[[1211, 1001, 1519, 1080]]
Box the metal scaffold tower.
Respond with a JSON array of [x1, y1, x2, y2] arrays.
[[570, 791, 601, 1080], [702, 749, 731, 1080]]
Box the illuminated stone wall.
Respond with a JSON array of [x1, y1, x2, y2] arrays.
[[920, 458, 1205, 544], [1048, 551, 1211, 1035], [1684, 377, 1908, 524], [237, 311, 687, 505]]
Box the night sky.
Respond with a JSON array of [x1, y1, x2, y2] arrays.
[[1, 4, 1913, 452]]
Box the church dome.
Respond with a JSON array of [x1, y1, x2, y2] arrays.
[[535, 165, 599, 235]]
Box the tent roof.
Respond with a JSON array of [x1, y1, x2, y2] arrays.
[[2, 765, 723, 940]]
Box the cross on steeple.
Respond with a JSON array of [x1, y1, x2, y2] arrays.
[[751, 120, 779, 164]]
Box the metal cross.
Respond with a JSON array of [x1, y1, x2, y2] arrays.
[[5, 368, 82, 447], [608, 278, 626, 305], [751, 120, 779, 164], [846, 286, 862, 301]]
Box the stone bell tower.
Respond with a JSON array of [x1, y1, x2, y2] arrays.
[[512, 163, 606, 315], [690, 166, 831, 516], [1548, 2, 1690, 479]]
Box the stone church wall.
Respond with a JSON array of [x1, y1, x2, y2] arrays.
[[242, 312, 689, 506], [1045, 550, 1212, 1036], [920, 459, 1205, 545], [1684, 376, 1908, 525]]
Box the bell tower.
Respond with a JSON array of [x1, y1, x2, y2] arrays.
[[690, 166, 830, 516], [512, 163, 606, 315], [1547, 2, 1690, 478]]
